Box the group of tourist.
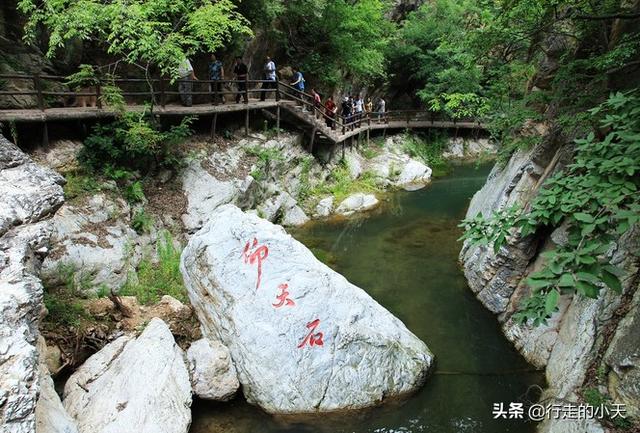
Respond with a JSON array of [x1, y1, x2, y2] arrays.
[[176, 55, 387, 130]]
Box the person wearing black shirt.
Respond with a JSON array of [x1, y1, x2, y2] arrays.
[[233, 56, 249, 103]]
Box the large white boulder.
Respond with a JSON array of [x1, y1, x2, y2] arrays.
[[395, 160, 432, 191], [187, 339, 239, 401], [335, 193, 379, 216], [314, 197, 334, 217], [180, 205, 433, 414], [62, 318, 192, 433]]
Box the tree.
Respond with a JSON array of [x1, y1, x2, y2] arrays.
[[17, 0, 252, 80]]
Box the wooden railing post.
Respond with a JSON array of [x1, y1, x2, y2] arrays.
[[95, 81, 102, 109], [244, 75, 249, 104], [33, 74, 45, 111], [275, 76, 281, 101]]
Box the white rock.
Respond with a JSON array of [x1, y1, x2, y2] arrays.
[[187, 339, 239, 401], [258, 192, 309, 226], [315, 197, 334, 217], [395, 159, 432, 191], [181, 159, 239, 232], [0, 135, 64, 236], [180, 205, 433, 414], [0, 135, 64, 433], [335, 193, 379, 216], [344, 151, 363, 180], [40, 194, 140, 292], [36, 337, 79, 433], [63, 318, 192, 433]]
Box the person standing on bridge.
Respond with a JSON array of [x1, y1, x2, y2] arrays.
[[291, 68, 306, 111], [311, 88, 322, 118], [324, 96, 337, 129], [178, 57, 197, 107], [354, 95, 364, 126], [365, 97, 373, 114], [260, 56, 277, 101], [376, 97, 386, 123], [233, 56, 248, 104], [208, 53, 225, 105]]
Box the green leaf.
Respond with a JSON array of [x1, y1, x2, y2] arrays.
[[545, 289, 560, 315], [526, 277, 552, 290], [574, 212, 595, 223], [558, 273, 574, 287], [576, 280, 600, 298], [601, 270, 622, 293]]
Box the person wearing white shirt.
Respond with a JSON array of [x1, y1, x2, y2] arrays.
[[178, 57, 197, 107], [260, 56, 277, 101]]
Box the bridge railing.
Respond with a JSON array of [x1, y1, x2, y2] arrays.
[[0, 73, 483, 132], [0, 73, 288, 110]]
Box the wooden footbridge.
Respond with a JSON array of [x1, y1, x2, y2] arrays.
[[0, 73, 486, 150]]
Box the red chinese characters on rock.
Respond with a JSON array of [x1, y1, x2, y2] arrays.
[[242, 237, 269, 290], [272, 283, 295, 308], [297, 319, 324, 348]]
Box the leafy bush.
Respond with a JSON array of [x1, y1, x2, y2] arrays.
[[311, 160, 379, 203], [63, 172, 102, 200], [401, 132, 450, 177], [131, 208, 153, 234], [246, 145, 285, 181], [120, 231, 186, 304], [124, 181, 146, 204], [459, 92, 640, 326]]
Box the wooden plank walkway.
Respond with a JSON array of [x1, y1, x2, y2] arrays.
[[0, 99, 280, 122]]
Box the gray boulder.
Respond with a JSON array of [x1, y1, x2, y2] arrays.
[[181, 205, 433, 414], [187, 338, 239, 401]]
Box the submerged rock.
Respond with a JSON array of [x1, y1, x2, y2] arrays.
[[181, 204, 433, 414], [63, 318, 192, 433], [187, 338, 239, 401], [335, 193, 379, 216]]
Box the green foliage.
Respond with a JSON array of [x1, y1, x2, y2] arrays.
[[79, 115, 193, 174], [459, 92, 640, 326], [401, 132, 450, 177], [63, 172, 102, 200], [44, 294, 88, 328], [120, 231, 186, 304], [131, 208, 153, 234], [18, 0, 252, 80], [296, 155, 315, 201], [246, 145, 285, 181], [278, 0, 393, 87], [311, 160, 379, 203], [124, 181, 146, 204]]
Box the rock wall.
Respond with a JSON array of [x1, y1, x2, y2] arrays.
[[0, 134, 65, 432], [459, 134, 640, 430]]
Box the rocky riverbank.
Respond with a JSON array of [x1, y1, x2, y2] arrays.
[[459, 131, 640, 432], [0, 129, 494, 432]]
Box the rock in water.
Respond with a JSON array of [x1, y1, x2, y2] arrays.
[[187, 338, 239, 401], [62, 318, 191, 433], [181, 204, 433, 414]]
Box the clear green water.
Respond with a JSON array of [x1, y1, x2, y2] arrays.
[[190, 163, 543, 433]]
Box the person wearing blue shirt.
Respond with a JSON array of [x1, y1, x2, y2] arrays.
[[291, 68, 305, 92], [208, 53, 225, 104]]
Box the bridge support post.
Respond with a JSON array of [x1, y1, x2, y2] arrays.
[[276, 105, 280, 139], [41, 122, 49, 147], [210, 113, 218, 139], [245, 108, 250, 136], [366, 128, 370, 146], [308, 127, 316, 154]]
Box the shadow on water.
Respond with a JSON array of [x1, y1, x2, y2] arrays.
[[190, 163, 544, 433]]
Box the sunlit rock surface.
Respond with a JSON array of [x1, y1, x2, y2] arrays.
[[181, 204, 433, 413]]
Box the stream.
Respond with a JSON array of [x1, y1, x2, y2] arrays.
[[190, 163, 544, 433]]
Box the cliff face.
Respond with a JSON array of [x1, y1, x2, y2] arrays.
[[459, 134, 640, 431]]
